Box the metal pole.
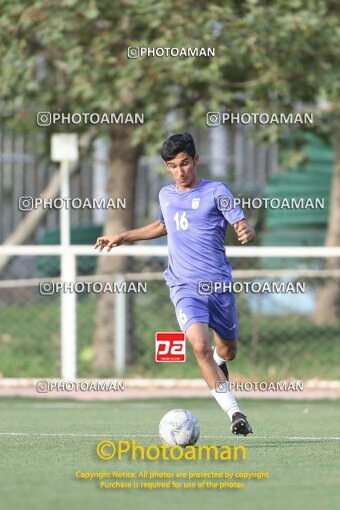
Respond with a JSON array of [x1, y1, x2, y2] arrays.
[[60, 160, 77, 380], [114, 276, 126, 376]]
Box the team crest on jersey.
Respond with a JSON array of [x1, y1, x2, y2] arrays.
[[192, 197, 200, 209]]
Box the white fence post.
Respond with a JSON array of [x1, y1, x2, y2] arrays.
[[61, 251, 77, 380], [60, 159, 77, 380], [51, 134, 79, 380], [115, 275, 127, 376]]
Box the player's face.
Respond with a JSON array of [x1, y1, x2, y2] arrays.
[[165, 152, 200, 190]]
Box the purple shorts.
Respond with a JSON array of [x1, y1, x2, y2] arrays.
[[169, 284, 238, 340]]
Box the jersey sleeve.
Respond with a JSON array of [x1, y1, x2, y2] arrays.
[[214, 183, 245, 225], [159, 206, 165, 224], [158, 191, 165, 224]]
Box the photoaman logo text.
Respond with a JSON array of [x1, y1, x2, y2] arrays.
[[96, 439, 246, 461]]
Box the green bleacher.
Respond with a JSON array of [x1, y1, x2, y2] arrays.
[[262, 133, 333, 243], [260, 133, 334, 267]]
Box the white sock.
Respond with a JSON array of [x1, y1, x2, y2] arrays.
[[212, 346, 227, 365], [211, 386, 241, 421]]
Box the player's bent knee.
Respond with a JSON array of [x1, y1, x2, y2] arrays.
[[191, 340, 212, 360], [218, 342, 237, 361]]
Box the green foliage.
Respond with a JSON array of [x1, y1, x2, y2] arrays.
[[0, 0, 339, 148]]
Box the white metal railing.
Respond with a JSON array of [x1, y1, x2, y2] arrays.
[[0, 245, 339, 379], [1, 245, 340, 256]]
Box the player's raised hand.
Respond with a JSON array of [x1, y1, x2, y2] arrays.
[[93, 234, 126, 252], [234, 220, 256, 245]]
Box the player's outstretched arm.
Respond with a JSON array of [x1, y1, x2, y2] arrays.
[[93, 220, 167, 252], [233, 219, 256, 245]]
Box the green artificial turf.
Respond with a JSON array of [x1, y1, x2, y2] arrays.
[[0, 398, 339, 510]]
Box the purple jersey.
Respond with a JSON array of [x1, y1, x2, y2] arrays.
[[159, 178, 245, 287]]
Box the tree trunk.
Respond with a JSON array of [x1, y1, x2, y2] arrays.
[[312, 126, 340, 324], [93, 125, 141, 371]]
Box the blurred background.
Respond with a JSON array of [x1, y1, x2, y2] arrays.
[[0, 0, 339, 382]]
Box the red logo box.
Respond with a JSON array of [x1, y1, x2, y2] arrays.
[[155, 332, 186, 362]]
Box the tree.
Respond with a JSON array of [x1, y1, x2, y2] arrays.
[[313, 127, 340, 324], [0, 0, 339, 369]]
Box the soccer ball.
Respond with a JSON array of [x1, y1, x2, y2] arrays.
[[159, 409, 200, 447]]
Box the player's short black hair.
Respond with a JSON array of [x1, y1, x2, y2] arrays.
[[161, 132, 196, 161]]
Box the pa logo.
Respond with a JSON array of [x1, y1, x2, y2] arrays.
[[155, 332, 186, 362], [192, 197, 200, 209]]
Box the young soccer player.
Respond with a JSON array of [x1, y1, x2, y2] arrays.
[[94, 132, 256, 436]]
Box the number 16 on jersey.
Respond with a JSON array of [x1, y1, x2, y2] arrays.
[[174, 211, 189, 231]]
